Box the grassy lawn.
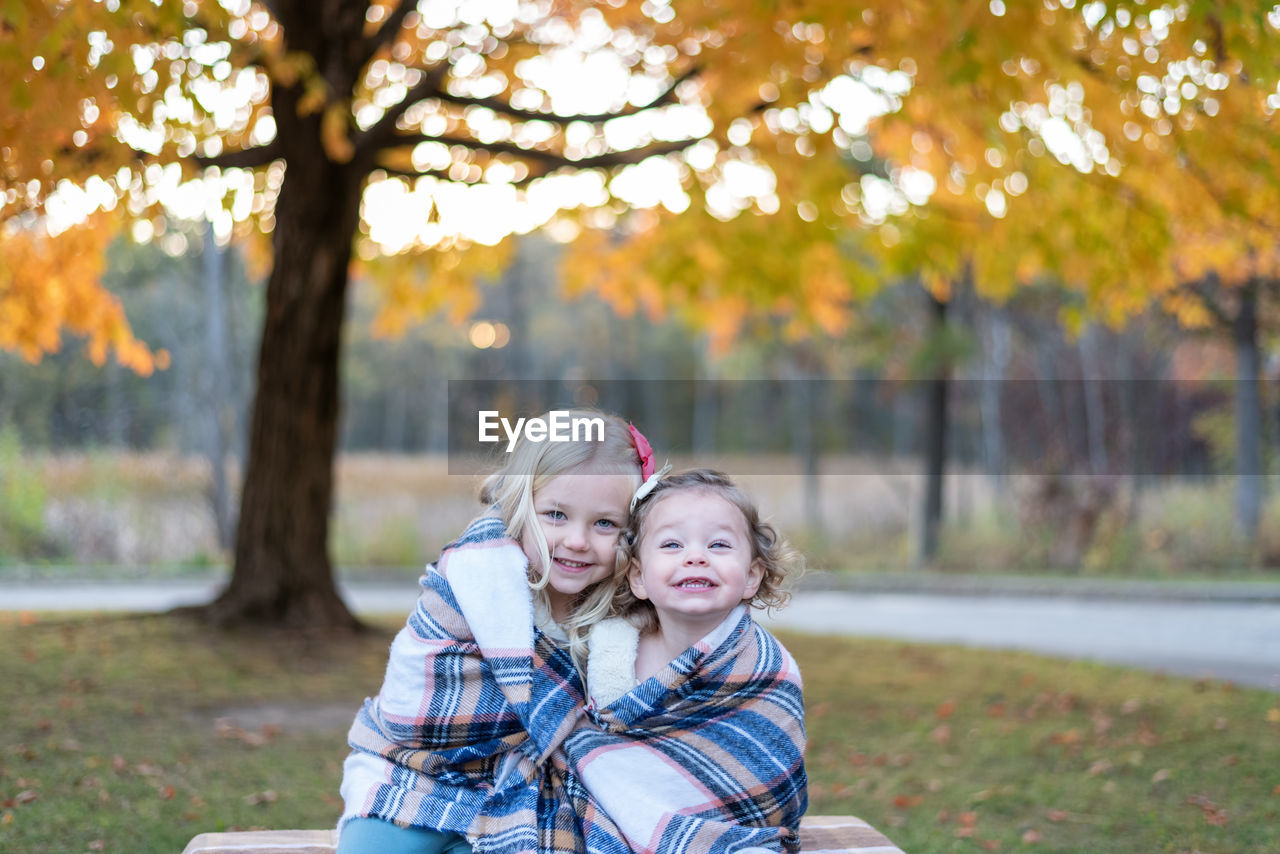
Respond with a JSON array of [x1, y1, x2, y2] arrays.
[[0, 613, 1276, 854]]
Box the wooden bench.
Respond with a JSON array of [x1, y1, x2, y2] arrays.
[[182, 815, 905, 853]]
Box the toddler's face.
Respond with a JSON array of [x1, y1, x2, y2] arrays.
[[629, 489, 763, 631], [524, 471, 633, 621]]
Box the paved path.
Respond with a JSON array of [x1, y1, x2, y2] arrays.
[[3, 580, 1278, 691], [757, 592, 1280, 691]]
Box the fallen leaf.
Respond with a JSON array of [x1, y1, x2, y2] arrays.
[[935, 700, 957, 719], [931, 724, 952, 745], [981, 839, 1001, 851], [159, 785, 176, 800], [1088, 758, 1113, 776], [1021, 829, 1042, 843], [244, 789, 278, 806], [1152, 769, 1171, 783], [87, 841, 104, 851], [1266, 708, 1280, 724], [1046, 809, 1069, 822], [892, 794, 924, 809], [958, 811, 978, 827], [14, 790, 38, 806], [1204, 809, 1229, 826], [1, 812, 12, 825]]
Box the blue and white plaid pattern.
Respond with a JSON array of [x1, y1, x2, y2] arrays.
[[341, 516, 806, 853]]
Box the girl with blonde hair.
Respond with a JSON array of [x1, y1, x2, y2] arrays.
[[339, 410, 652, 854]]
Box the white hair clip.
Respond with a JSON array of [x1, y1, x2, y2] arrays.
[[630, 461, 671, 511]]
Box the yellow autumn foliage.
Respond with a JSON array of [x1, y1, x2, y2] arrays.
[[0, 214, 165, 374]]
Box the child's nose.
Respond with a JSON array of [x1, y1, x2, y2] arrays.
[[562, 525, 589, 549], [684, 552, 708, 567]]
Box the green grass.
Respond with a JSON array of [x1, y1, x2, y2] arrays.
[[796, 634, 1280, 853], [1, 615, 1276, 854]]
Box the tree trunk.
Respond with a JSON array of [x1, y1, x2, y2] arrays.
[[1078, 323, 1109, 475], [918, 290, 950, 566], [202, 222, 236, 551], [1233, 280, 1261, 548], [196, 135, 367, 630], [979, 302, 1009, 494]]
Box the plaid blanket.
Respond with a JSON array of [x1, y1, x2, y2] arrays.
[[341, 515, 807, 853]]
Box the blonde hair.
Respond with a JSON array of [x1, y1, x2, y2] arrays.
[[613, 469, 801, 635], [479, 409, 643, 669]]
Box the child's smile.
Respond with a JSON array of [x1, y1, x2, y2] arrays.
[[629, 489, 764, 635], [524, 471, 633, 621]]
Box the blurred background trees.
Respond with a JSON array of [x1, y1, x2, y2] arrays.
[[3, 1, 1280, 624]]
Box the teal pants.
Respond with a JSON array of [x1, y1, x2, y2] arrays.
[[336, 818, 472, 854]]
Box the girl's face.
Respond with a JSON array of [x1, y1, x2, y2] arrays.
[[524, 471, 634, 621], [628, 489, 763, 634]]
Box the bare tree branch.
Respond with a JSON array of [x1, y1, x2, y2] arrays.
[[354, 63, 451, 155], [194, 140, 285, 170], [359, 1, 417, 71], [355, 65, 701, 157], [380, 132, 699, 170], [373, 164, 539, 188], [431, 65, 702, 124]]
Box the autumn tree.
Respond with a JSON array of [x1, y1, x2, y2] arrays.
[[6, 0, 1280, 620], [4, 0, 885, 627], [567, 2, 1280, 560]]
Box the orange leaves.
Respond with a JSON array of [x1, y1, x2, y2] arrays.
[[0, 214, 166, 374], [1185, 793, 1230, 827], [321, 104, 355, 163], [244, 789, 279, 806], [360, 237, 512, 338], [214, 717, 283, 749]]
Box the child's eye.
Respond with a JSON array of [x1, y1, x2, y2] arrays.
[[710, 540, 731, 549], [660, 540, 680, 549], [543, 509, 566, 521], [594, 518, 618, 530]]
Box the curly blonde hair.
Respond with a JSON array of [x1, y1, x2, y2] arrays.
[[479, 409, 643, 670], [613, 469, 801, 634]]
